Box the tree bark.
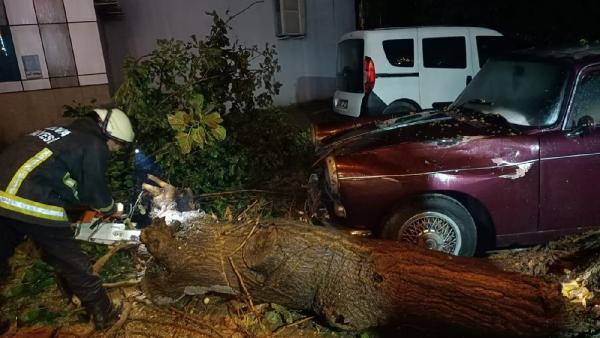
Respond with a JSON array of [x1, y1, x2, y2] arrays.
[[140, 218, 565, 337]]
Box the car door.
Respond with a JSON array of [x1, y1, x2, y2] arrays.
[[417, 28, 475, 109], [539, 67, 600, 230]]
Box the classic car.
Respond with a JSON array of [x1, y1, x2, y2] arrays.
[[312, 45, 600, 256]]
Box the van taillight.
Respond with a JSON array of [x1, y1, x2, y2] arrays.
[[364, 56, 376, 94]]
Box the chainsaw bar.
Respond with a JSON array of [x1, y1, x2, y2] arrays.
[[75, 220, 141, 245]]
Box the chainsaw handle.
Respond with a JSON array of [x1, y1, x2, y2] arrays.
[[89, 217, 104, 230]]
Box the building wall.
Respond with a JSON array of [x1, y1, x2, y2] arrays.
[[102, 0, 355, 105], [0, 0, 111, 145], [0, 85, 111, 145]]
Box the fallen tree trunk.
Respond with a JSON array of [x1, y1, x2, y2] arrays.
[[140, 218, 565, 337]]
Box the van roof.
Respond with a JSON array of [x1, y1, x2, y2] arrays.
[[370, 26, 498, 32], [339, 26, 502, 42]]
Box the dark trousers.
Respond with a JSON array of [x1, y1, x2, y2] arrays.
[[0, 215, 112, 314]]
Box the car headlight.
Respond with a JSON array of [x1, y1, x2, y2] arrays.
[[324, 156, 339, 196]]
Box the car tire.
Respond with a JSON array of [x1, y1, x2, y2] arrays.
[[380, 194, 477, 256], [382, 100, 420, 115]]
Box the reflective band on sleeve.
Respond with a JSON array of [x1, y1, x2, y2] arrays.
[[6, 148, 53, 195], [63, 172, 79, 200], [0, 190, 67, 221]]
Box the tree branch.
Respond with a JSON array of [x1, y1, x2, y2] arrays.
[[226, 1, 265, 24]]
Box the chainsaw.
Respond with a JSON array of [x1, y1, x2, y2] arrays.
[[73, 192, 145, 245], [73, 210, 141, 245]]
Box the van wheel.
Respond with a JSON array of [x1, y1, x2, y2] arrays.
[[382, 100, 419, 115], [380, 194, 477, 256]]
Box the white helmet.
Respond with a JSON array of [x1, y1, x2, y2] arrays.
[[94, 108, 135, 143]]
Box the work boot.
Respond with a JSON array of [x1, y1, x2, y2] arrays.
[[88, 302, 121, 330]]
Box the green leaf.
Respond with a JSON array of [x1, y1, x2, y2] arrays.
[[5, 285, 23, 298], [264, 310, 283, 327], [167, 111, 190, 131], [203, 112, 223, 129], [190, 94, 204, 113], [175, 132, 192, 154], [22, 308, 41, 323], [204, 103, 216, 114], [191, 127, 206, 147], [211, 125, 226, 141]]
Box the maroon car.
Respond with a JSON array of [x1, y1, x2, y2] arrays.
[[312, 46, 600, 256]]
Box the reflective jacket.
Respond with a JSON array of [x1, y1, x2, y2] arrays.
[[0, 118, 116, 227]]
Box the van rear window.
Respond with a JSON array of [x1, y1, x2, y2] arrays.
[[423, 37, 466, 69], [337, 39, 364, 93], [382, 39, 414, 67]]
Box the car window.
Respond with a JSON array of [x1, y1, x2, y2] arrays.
[[453, 59, 568, 127], [336, 39, 364, 93], [382, 39, 414, 67], [476, 36, 511, 67], [422, 37, 466, 69], [569, 71, 600, 128]]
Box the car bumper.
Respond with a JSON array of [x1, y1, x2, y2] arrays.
[[306, 173, 373, 238]]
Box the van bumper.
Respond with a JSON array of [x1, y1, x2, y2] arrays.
[[333, 91, 386, 117]]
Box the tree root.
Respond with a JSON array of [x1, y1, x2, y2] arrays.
[[104, 301, 132, 338], [93, 243, 132, 274]]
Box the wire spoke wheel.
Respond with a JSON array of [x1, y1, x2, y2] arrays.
[[397, 211, 462, 255]]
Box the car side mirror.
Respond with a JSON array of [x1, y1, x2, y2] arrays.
[[567, 115, 596, 137]]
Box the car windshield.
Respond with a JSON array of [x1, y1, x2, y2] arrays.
[[451, 59, 569, 128]]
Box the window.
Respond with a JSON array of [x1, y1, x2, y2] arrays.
[[382, 39, 414, 67], [0, 26, 21, 82], [453, 59, 568, 127], [336, 39, 364, 93], [476, 36, 511, 67], [274, 0, 305, 38], [423, 37, 466, 69], [569, 72, 600, 128]]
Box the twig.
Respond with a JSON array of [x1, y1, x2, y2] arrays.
[[226, 1, 265, 23], [228, 256, 256, 314], [273, 316, 316, 335], [197, 189, 280, 198], [230, 222, 259, 256], [103, 279, 142, 288], [235, 200, 259, 221], [93, 243, 132, 273], [104, 301, 132, 338], [169, 307, 224, 338]]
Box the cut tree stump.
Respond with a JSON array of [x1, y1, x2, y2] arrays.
[[140, 218, 565, 337]]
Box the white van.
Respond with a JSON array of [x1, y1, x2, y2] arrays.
[[333, 26, 507, 117]]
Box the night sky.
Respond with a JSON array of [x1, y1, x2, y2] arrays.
[[356, 0, 600, 48]]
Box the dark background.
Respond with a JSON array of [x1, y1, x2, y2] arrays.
[[356, 0, 600, 48]]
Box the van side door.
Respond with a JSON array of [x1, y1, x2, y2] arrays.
[[417, 27, 475, 109]]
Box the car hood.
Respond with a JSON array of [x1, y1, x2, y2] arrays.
[[317, 109, 519, 160]]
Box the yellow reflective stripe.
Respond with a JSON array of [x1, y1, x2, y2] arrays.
[[95, 199, 115, 213], [62, 172, 79, 200], [6, 148, 53, 195], [0, 190, 67, 221]]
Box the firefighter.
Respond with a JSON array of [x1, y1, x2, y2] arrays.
[[0, 108, 134, 330]]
